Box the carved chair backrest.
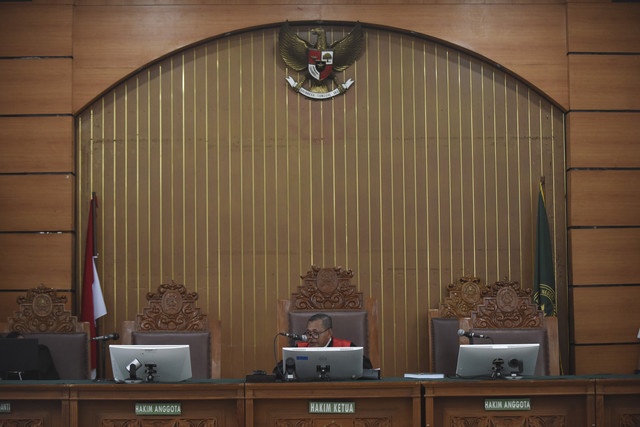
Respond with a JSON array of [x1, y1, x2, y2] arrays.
[[277, 266, 380, 369], [468, 278, 560, 376], [437, 275, 486, 319], [471, 278, 543, 329], [135, 281, 209, 332], [9, 284, 81, 333]]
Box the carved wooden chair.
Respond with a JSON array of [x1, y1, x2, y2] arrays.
[[428, 276, 560, 376], [467, 278, 560, 376], [119, 281, 221, 379], [277, 266, 381, 369], [4, 285, 91, 379], [427, 275, 487, 375]]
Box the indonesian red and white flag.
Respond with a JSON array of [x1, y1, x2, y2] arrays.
[[80, 195, 107, 373]]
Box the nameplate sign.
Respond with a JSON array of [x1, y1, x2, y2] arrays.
[[135, 402, 181, 415], [485, 398, 531, 411], [0, 402, 10, 413], [309, 401, 355, 414]]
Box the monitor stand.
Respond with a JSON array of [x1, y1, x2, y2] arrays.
[[492, 357, 526, 380], [316, 364, 330, 380], [284, 357, 297, 381], [144, 364, 157, 383], [491, 358, 505, 379], [125, 362, 143, 384]]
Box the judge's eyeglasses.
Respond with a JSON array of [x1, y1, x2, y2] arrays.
[[303, 328, 330, 339]]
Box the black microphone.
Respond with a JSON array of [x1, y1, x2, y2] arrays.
[[457, 329, 491, 339], [91, 333, 120, 341], [279, 332, 308, 342]]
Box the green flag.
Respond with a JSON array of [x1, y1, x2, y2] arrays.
[[534, 182, 556, 316]]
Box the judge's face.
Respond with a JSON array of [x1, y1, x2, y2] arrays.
[[304, 319, 332, 347]]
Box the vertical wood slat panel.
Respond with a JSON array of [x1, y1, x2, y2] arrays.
[[241, 31, 258, 372], [0, 59, 72, 115], [567, 112, 640, 169], [0, 234, 73, 291], [194, 46, 210, 314], [568, 170, 640, 227], [568, 55, 640, 111], [229, 35, 246, 378], [76, 25, 566, 378], [0, 116, 73, 173], [570, 228, 640, 286], [0, 175, 74, 232], [0, 4, 72, 57], [572, 286, 640, 344], [567, 4, 640, 53]]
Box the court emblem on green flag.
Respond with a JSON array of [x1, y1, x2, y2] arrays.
[[534, 182, 556, 316]]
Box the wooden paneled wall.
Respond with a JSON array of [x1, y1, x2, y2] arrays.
[[566, 3, 640, 375], [71, 4, 569, 112], [75, 25, 566, 378], [0, 3, 76, 322], [1, 0, 639, 378]]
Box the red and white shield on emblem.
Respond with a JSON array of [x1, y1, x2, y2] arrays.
[[308, 49, 334, 82]]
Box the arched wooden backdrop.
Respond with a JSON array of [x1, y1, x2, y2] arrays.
[[76, 23, 566, 379]]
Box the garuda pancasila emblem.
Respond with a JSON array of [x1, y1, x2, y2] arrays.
[[279, 21, 365, 100]]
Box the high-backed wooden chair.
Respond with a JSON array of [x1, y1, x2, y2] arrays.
[[427, 275, 486, 374], [4, 285, 91, 379], [428, 276, 560, 376], [277, 266, 381, 369], [468, 278, 560, 376], [120, 281, 221, 379]]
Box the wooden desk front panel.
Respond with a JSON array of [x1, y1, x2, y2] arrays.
[[595, 377, 640, 426], [70, 382, 244, 427], [0, 383, 69, 427], [423, 379, 595, 427], [246, 381, 421, 426]]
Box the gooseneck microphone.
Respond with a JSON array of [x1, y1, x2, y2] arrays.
[[279, 332, 308, 342], [457, 329, 491, 340], [91, 333, 120, 341]]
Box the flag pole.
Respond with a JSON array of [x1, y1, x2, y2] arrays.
[[82, 192, 108, 380], [91, 192, 97, 258], [91, 192, 98, 342], [91, 192, 103, 379]]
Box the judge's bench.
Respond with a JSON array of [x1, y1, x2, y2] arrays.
[[1, 375, 639, 426], [2, 279, 639, 425]]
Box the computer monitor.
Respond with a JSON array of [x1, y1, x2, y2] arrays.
[[109, 344, 192, 383], [282, 346, 364, 381], [0, 338, 39, 379], [455, 343, 540, 378]]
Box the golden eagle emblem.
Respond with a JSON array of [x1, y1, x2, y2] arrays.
[[279, 21, 365, 100]]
